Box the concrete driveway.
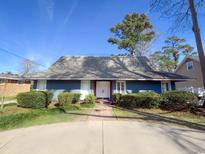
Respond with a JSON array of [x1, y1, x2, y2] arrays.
[[0, 121, 205, 154]]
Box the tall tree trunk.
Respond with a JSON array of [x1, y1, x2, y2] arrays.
[[188, 0, 205, 88]]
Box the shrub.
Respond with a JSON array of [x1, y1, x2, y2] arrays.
[[17, 91, 47, 108], [119, 92, 160, 109], [72, 93, 81, 103], [40, 91, 53, 105], [58, 92, 74, 106], [161, 91, 198, 111], [84, 94, 96, 104], [134, 92, 161, 108], [112, 93, 122, 104], [119, 94, 136, 109]]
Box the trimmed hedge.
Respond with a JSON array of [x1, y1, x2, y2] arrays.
[[84, 94, 96, 104], [119, 94, 136, 109], [112, 93, 122, 104], [135, 92, 161, 108], [58, 92, 81, 106], [161, 91, 198, 111], [17, 91, 53, 109], [40, 91, 53, 106], [58, 92, 74, 105], [119, 92, 161, 109]]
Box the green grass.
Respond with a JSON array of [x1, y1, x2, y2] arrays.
[[137, 108, 205, 126], [0, 103, 33, 116], [4, 96, 16, 101], [0, 103, 95, 131], [113, 107, 143, 119], [80, 103, 95, 108], [113, 107, 205, 127]]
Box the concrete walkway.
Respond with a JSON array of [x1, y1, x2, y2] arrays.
[[0, 121, 205, 154], [88, 102, 115, 121]]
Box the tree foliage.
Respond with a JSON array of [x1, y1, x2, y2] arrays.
[[150, 0, 203, 30], [150, 0, 205, 87], [150, 36, 195, 72], [108, 13, 155, 56]]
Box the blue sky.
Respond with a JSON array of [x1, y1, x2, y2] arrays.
[[0, 0, 204, 73]]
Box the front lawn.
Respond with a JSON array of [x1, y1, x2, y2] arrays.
[[113, 107, 205, 128], [137, 108, 205, 126], [0, 103, 94, 131], [0, 103, 32, 116]]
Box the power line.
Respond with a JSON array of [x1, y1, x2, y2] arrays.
[[0, 47, 48, 69], [0, 47, 58, 74]]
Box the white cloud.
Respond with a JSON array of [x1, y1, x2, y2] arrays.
[[63, 0, 79, 25], [38, 0, 55, 21]]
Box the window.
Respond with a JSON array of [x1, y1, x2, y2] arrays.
[[161, 81, 171, 93], [116, 81, 126, 94], [37, 80, 47, 90], [186, 61, 193, 70], [80, 80, 91, 100]]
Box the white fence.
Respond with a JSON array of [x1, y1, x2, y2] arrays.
[[177, 87, 205, 106], [177, 87, 205, 97]]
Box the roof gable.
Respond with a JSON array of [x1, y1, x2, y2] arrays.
[[175, 56, 200, 73]]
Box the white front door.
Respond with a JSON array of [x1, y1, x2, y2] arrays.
[[96, 81, 110, 98]]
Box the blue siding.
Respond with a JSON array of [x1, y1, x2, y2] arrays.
[[126, 81, 162, 93], [112, 80, 116, 92], [33, 80, 37, 89], [90, 80, 95, 94], [90, 80, 94, 91], [46, 80, 80, 91], [171, 81, 176, 90]]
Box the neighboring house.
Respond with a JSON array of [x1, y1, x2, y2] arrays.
[[30, 56, 188, 100], [0, 74, 31, 97], [175, 56, 204, 90]]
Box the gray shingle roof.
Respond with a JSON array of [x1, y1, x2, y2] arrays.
[[0, 73, 21, 80], [30, 56, 188, 80]]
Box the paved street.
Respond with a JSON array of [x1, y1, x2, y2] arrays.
[[0, 120, 205, 154]]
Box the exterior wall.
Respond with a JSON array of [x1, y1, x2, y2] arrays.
[[32, 79, 176, 100], [46, 80, 80, 91], [175, 59, 203, 88], [171, 81, 176, 90], [111, 80, 116, 93], [126, 81, 162, 93], [33, 80, 37, 89], [0, 83, 30, 97], [47, 80, 81, 100], [32, 80, 81, 101]]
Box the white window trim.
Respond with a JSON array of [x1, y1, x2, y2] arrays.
[[116, 81, 126, 94], [186, 61, 193, 71], [161, 81, 171, 93], [36, 80, 47, 90], [80, 80, 91, 100]]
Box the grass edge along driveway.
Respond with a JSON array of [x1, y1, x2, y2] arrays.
[[0, 103, 95, 131], [113, 107, 205, 131]]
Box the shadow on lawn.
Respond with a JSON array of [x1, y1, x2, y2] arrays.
[[61, 106, 205, 131]]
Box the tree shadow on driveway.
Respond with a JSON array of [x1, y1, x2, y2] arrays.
[[61, 106, 205, 131], [62, 107, 205, 154]]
